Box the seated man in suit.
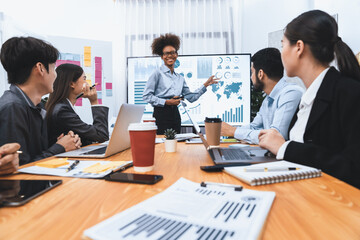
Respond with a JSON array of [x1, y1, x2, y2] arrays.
[[221, 48, 303, 144], [0, 37, 81, 165], [0, 143, 20, 175]]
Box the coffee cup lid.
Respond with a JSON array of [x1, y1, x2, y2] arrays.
[[142, 116, 156, 121], [204, 117, 222, 123], [128, 122, 157, 131]]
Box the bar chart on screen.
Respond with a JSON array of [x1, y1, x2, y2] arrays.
[[83, 178, 275, 240], [217, 106, 244, 123]]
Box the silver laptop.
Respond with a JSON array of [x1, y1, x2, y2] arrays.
[[181, 101, 276, 165], [56, 104, 144, 158]]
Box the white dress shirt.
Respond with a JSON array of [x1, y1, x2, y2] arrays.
[[234, 78, 303, 144], [277, 68, 330, 159]]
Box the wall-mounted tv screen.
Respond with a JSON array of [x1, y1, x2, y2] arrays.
[[127, 54, 251, 126]]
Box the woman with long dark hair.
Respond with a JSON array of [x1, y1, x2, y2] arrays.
[[258, 10, 360, 188], [46, 64, 109, 146], [143, 33, 218, 134]]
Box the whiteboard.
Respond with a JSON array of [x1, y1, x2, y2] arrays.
[[48, 36, 113, 124]]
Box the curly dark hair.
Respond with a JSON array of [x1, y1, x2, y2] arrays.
[[151, 33, 181, 56]]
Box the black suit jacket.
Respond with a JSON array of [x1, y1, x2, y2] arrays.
[[47, 100, 109, 146], [284, 67, 360, 189], [0, 85, 64, 165]]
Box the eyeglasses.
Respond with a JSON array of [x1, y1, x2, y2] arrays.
[[162, 51, 178, 57]]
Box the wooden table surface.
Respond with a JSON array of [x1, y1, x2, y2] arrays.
[[0, 142, 359, 240]]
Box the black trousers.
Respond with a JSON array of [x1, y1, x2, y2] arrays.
[[153, 105, 181, 135]]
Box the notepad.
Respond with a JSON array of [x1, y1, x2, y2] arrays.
[[224, 160, 322, 186], [19, 160, 132, 178], [35, 158, 69, 168]]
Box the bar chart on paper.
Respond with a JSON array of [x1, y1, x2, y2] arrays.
[[115, 212, 237, 240], [84, 178, 275, 240]]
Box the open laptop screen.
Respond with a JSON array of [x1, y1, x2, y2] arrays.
[[181, 101, 201, 134]]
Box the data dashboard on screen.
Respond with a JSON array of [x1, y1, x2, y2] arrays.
[[127, 54, 251, 126]]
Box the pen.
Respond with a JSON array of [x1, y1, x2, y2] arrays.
[[200, 163, 250, 172], [76, 83, 98, 99], [66, 160, 80, 172], [221, 138, 238, 142], [172, 95, 184, 100], [200, 181, 243, 191], [244, 167, 300, 172], [114, 162, 133, 172]]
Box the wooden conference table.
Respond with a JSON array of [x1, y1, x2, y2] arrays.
[[0, 141, 359, 240]]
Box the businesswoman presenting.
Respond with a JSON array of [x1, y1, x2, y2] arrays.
[[143, 33, 218, 134], [46, 64, 109, 146], [258, 10, 360, 189]]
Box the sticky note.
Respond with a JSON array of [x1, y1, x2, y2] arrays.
[[84, 46, 92, 67], [222, 138, 239, 142], [83, 163, 109, 173], [75, 98, 82, 106], [82, 161, 127, 173], [36, 158, 69, 168]]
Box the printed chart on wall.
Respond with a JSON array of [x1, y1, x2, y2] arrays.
[[127, 54, 251, 126], [49, 36, 113, 124]]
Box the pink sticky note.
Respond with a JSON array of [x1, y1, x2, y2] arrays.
[[69, 60, 81, 66], [56, 60, 81, 67], [95, 70, 102, 78], [98, 99, 102, 104], [95, 57, 102, 63], [95, 63, 102, 69], [106, 82, 112, 89], [75, 98, 82, 106], [56, 60, 66, 67], [95, 80, 102, 91]]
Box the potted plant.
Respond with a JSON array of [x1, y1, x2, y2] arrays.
[[164, 128, 177, 152]]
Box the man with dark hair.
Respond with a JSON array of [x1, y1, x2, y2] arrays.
[[0, 37, 81, 165], [221, 47, 303, 144]]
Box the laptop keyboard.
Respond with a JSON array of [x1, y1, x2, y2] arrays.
[[82, 146, 107, 155], [220, 148, 252, 161]]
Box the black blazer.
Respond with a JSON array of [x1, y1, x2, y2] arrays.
[[284, 67, 360, 189], [0, 85, 64, 165], [47, 100, 109, 146]]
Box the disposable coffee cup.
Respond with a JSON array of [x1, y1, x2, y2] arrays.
[[142, 116, 156, 123], [128, 122, 157, 172], [204, 117, 222, 146]]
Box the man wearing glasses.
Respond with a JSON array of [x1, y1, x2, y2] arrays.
[[143, 33, 218, 134]]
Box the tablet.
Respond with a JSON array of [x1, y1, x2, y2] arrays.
[[0, 180, 62, 207]]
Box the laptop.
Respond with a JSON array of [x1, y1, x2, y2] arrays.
[[56, 104, 144, 158], [181, 101, 276, 165]]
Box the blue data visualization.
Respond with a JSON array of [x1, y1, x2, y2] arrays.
[[127, 54, 251, 126]]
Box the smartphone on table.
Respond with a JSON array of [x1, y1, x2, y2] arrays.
[[105, 172, 163, 185]]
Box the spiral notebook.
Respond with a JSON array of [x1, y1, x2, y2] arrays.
[[224, 160, 322, 186]]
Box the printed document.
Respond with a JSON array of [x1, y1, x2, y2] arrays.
[[83, 178, 275, 240]]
